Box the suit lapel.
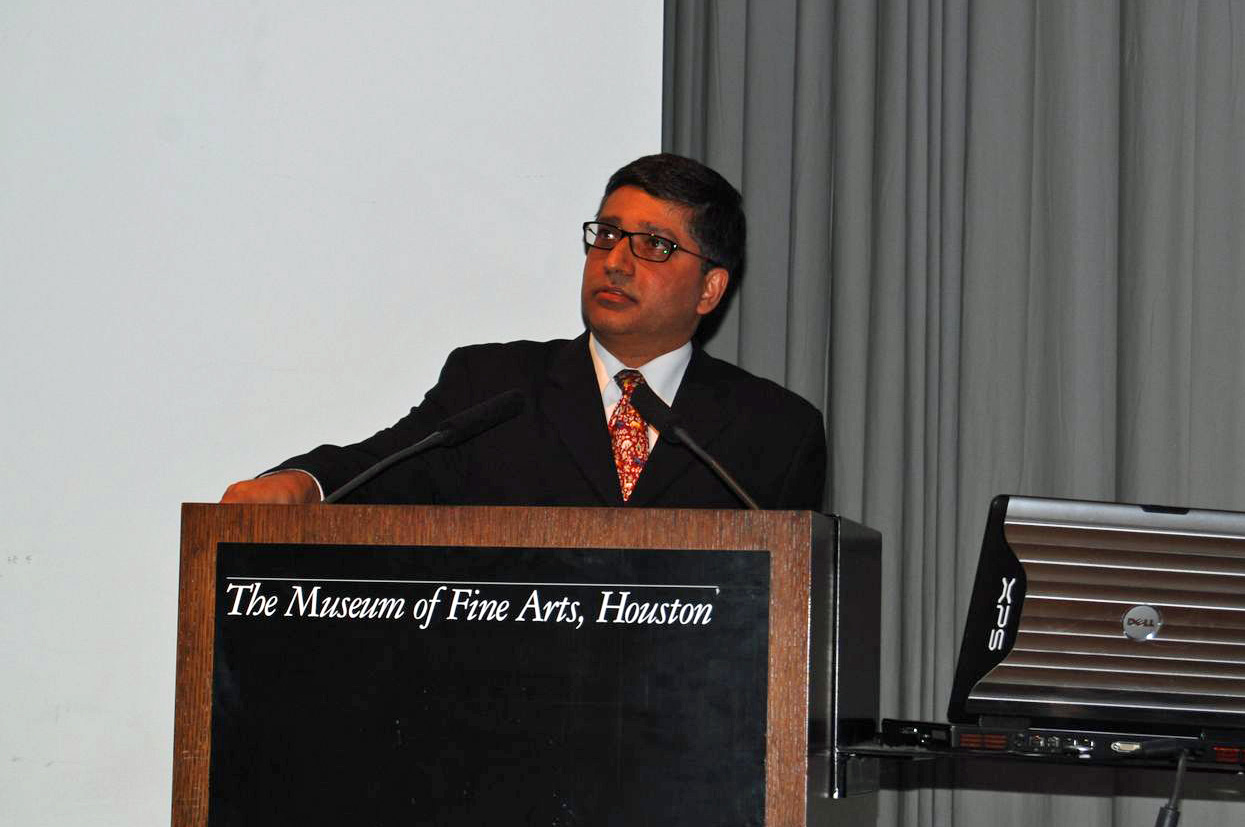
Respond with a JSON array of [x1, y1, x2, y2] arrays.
[[540, 334, 623, 505], [628, 346, 733, 506]]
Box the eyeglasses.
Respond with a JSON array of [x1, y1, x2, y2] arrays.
[[582, 221, 718, 266]]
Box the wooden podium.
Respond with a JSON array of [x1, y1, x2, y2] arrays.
[[173, 504, 879, 826]]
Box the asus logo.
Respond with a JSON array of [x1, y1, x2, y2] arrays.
[[986, 576, 1016, 652]]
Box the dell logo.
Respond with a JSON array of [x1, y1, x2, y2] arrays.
[[1122, 605, 1163, 641], [986, 576, 1016, 652]]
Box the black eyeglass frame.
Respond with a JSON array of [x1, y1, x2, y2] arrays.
[[582, 221, 721, 267]]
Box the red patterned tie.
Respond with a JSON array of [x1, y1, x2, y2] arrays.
[[609, 369, 650, 501]]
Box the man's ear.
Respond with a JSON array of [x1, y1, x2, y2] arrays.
[[696, 267, 730, 316]]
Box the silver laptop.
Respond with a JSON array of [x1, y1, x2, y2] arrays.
[[948, 495, 1245, 737]]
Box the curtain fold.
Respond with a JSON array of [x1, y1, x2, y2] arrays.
[[665, 1, 1245, 825]]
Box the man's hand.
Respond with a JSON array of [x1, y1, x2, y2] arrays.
[[220, 470, 321, 504]]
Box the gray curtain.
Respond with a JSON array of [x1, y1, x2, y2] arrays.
[[665, 1, 1245, 824]]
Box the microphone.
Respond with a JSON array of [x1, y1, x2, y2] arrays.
[[323, 389, 526, 503], [629, 382, 761, 510], [435, 388, 527, 447]]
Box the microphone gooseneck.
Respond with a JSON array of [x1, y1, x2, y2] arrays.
[[629, 383, 760, 510]]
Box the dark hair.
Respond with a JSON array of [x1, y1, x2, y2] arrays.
[[601, 153, 746, 281]]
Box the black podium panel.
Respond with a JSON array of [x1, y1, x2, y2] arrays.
[[208, 542, 770, 826]]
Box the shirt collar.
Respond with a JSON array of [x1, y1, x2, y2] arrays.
[[588, 333, 693, 410]]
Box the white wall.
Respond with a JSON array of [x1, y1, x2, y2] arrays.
[[0, 3, 661, 822]]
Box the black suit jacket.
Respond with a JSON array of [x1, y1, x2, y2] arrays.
[[276, 333, 826, 509]]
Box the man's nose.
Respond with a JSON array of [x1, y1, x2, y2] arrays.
[[603, 238, 635, 277]]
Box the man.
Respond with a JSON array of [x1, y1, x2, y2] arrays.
[[221, 153, 825, 509]]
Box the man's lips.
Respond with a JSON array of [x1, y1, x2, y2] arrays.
[[593, 286, 637, 304]]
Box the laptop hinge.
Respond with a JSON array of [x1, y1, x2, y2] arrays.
[[978, 715, 1030, 730]]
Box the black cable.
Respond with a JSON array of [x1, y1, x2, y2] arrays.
[[1153, 749, 1189, 827]]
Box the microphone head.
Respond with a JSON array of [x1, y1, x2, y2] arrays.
[[438, 388, 527, 446], [628, 382, 681, 443]]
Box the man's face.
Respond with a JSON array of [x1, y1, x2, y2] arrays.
[[580, 185, 728, 366]]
